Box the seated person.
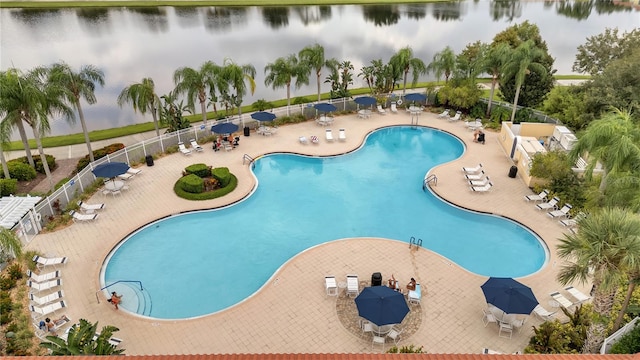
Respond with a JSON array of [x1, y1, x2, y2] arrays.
[[407, 277, 417, 291], [109, 291, 123, 310], [476, 131, 485, 144], [42, 315, 70, 336], [387, 274, 398, 290]]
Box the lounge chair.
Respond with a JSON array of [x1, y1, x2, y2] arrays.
[[29, 290, 64, 306], [33, 255, 68, 269], [469, 176, 490, 187], [325, 129, 334, 142], [27, 279, 62, 292], [178, 142, 192, 155], [190, 139, 204, 152], [550, 291, 574, 309], [437, 109, 450, 118], [127, 167, 142, 176], [536, 197, 559, 211], [27, 269, 60, 283], [377, 104, 386, 115], [524, 189, 549, 203], [470, 182, 493, 192], [448, 111, 462, 122], [338, 128, 346, 141], [548, 204, 572, 219], [117, 172, 134, 181], [532, 304, 556, 321], [33, 315, 71, 339], [325, 276, 338, 297], [60, 328, 122, 347], [346, 274, 359, 297], [310, 135, 319, 144], [465, 170, 485, 181], [462, 163, 483, 174], [30, 301, 66, 319], [465, 119, 483, 130], [299, 136, 309, 144], [70, 210, 98, 222], [408, 283, 421, 305], [560, 211, 586, 228], [390, 102, 398, 113], [564, 286, 591, 304], [77, 201, 105, 213]]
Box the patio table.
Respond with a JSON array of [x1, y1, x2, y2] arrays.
[[104, 180, 125, 192]]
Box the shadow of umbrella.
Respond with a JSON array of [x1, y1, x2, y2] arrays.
[[481, 277, 539, 314], [355, 286, 410, 326]]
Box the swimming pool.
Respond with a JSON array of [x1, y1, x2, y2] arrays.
[[101, 126, 547, 319]]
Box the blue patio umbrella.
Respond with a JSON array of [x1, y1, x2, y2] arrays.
[[481, 277, 539, 314], [354, 96, 377, 106], [404, 93, 427, 102], [91, 162, 129, 179], [355, 286, 410, 326], [250, 111, 277, 122], [211, 122, 239, 134], [314, 102, 337, 112]]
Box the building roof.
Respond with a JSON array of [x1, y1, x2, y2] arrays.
[[0, 195, 42, 229], [4, 355, 637, 360]]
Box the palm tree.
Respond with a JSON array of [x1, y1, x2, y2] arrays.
[[427, 46, 456, 83], [173, 61, 220, 124], [569, 108, 640, 193], [299, 43, 328, 102], [40, 318, 124, 355], [264, 54, 309, 115], [117, 77, 161, 136], [502, 40, 547, 122], [0, 227, 22, 260], [389, 46, 427, 96], [482, 43, 510, 116], [49, 62, 105, 162], [219, 58, 256, 127], [556, 207, 640, 353]]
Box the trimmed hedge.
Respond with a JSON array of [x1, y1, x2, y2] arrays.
[[178, 174, 204, 194], [0, 179, 18, 196], [9, 154, 57, 175], [185, 163, 211, 178], [75, 143, 125, 173], [7, 162, 36, 181], [212, 167, 231, 187], [174, 174, 238, 201]]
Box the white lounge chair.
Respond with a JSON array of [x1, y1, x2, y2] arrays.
[[190, 139, 204, 152], [469, 176, 490, 187], [532, 304, 556, 321], [565, 286, 591, 304], [525, 189, 549, 203], [338, 128, 346, 141], [127, 167, 142, 176], [325, 129, 334, 142], [30, 301, 66, 319], [560, 211, 586, 228], [77, 201, 105, 213], [70, 210, 98, 222], [548, 204, 572, 218], [27, 279, 62, 292], [465, 119, 483, 130], [33, 255, 68, 269], [437, 109, 450, 118], [299, 136, 309, 144], [178, 142, 192, 155], [448, 111, 462, 122], [30, 290, 64, 306], [550, 291, 574, 309], [465, 170, 485, 181], [377, 104, 386, 115], [536, 196, 560, 211], [325, 276, 338, 297], [470, 182, 493, 192], [27, 269, 60, 283], [34, 315, 71, 339], [390, 102, 398, 113], [117, 172, 134, 181], [462, 163, 483, 174], [346, 274, 359, 297], [408, 283, 422, 305]]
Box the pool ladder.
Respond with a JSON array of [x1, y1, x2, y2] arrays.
[[409, 236, 423, 249], [243, 154, 256, 169], [423, 174, 437, 190]]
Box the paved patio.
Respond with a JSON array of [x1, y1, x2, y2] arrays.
[[26, 109, 588, 354]]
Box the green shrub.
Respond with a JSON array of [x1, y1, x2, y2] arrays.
[[185, 163, 211, 178], [0, 274, 17, 291], [7, 262, 23, 280], [212, 167, 231, 187], [0, 178, 18, 196], [469, 103, 486, 119], [179, 174, 204, 194], [165, 145, 179, 154], [610, 322, 640, 354], [7, 162, 37, 181], [11, 154, 57, 174], [515, 107, 535, 124], [75, 143, 125, 173], [174, 174, 238, 200]]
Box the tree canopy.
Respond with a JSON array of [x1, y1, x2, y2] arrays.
[[573, 27, 640, 75]]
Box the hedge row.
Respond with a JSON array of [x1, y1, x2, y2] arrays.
[[0, 179, 18, 196], [4, 154, 57, 176]]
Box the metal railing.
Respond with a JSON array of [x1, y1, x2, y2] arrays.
[[479, 98, 561, 125]]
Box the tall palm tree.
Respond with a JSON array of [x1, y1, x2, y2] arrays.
[[502, 40, 547, 122], [569, 108, 640, 193], [482, 43, 510, 116], [117, 77, 161, 136], [556, 207, 640, 353], [173, 61, 220, 124], [219, 58, 256, 127], [427, 46, 456, 83], [49, 62, 105, 162], [264, 54, 309, 115], [389, 46, 427, 96], [299, 43, 328, 102]]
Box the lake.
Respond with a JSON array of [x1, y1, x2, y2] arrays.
[[1, 1, 638, 137]]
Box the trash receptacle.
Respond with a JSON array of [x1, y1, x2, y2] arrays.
[[508, 165, 518, 178], [371, 272, 382, 286], [145, 155, 154, 167], [244, 126, 250, 137]]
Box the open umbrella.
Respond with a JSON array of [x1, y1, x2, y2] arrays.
[[355, 286, 410, 326], [211, 122, 239, 134], [404, 93, 427, 102], [250, 111, 276, 122], [354, 96, 377, 106], [92, 162, 129, 179], [481, 277, 539, 314], [314, 103, 337, 112]]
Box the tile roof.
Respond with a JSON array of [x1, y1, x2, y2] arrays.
[[5, 355, 637, 360]]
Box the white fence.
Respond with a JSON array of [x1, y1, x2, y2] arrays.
[[600, 316, 639, 353]]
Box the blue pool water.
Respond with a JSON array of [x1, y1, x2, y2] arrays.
[[101, 126, 547, 319]]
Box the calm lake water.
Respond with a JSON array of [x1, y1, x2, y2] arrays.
[[1, 1, 638, 136]]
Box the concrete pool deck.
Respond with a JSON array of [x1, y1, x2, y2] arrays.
[[26, 109, 587, 354]]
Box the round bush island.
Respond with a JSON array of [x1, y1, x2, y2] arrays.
[[174, 164, 238, 201]]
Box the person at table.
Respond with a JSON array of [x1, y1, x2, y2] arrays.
[[387, 274, 398, 290], [407, 277, 417, 291]]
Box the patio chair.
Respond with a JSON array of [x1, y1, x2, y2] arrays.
[[377, 104, 386, 115], [127, 167, 142, 176], [27, 279, 62, 293], [178, 142, 192, 155], [465, 170, 486, 181], [550, 291, 574, 309], [70, 210, 98, 222], [536, 196, 560, 211], [360, 319, 373, 334], [564, 286, 591, 304], [532, 304, 556, 321], [77, 201, 105, 213], [324, 276, 338, 297], [338, 128, 346, 141], [387, 327, 402, 345], [33, 255, 68, 269], [547, 204, 572, 218], [448, 111, 462, 122], [437, 109, 450, 118], [29, 300, 66, 319], [27, 269, 60, 283], [470, 182, 493, 192], [346, 274, 359, 297], [482, 308, 498, 327], [325, 129, 334, 142], [498, 321, 513, 339], [390, 102, 398, 113], [524, 189, 549, 203], [117, 172, 134, 181], [469, 176, 490, 187], [29, 290, 64, 306], [372, 335, 386, 352], [462, 163, 483, 174], [190, 139, 204, 152]]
